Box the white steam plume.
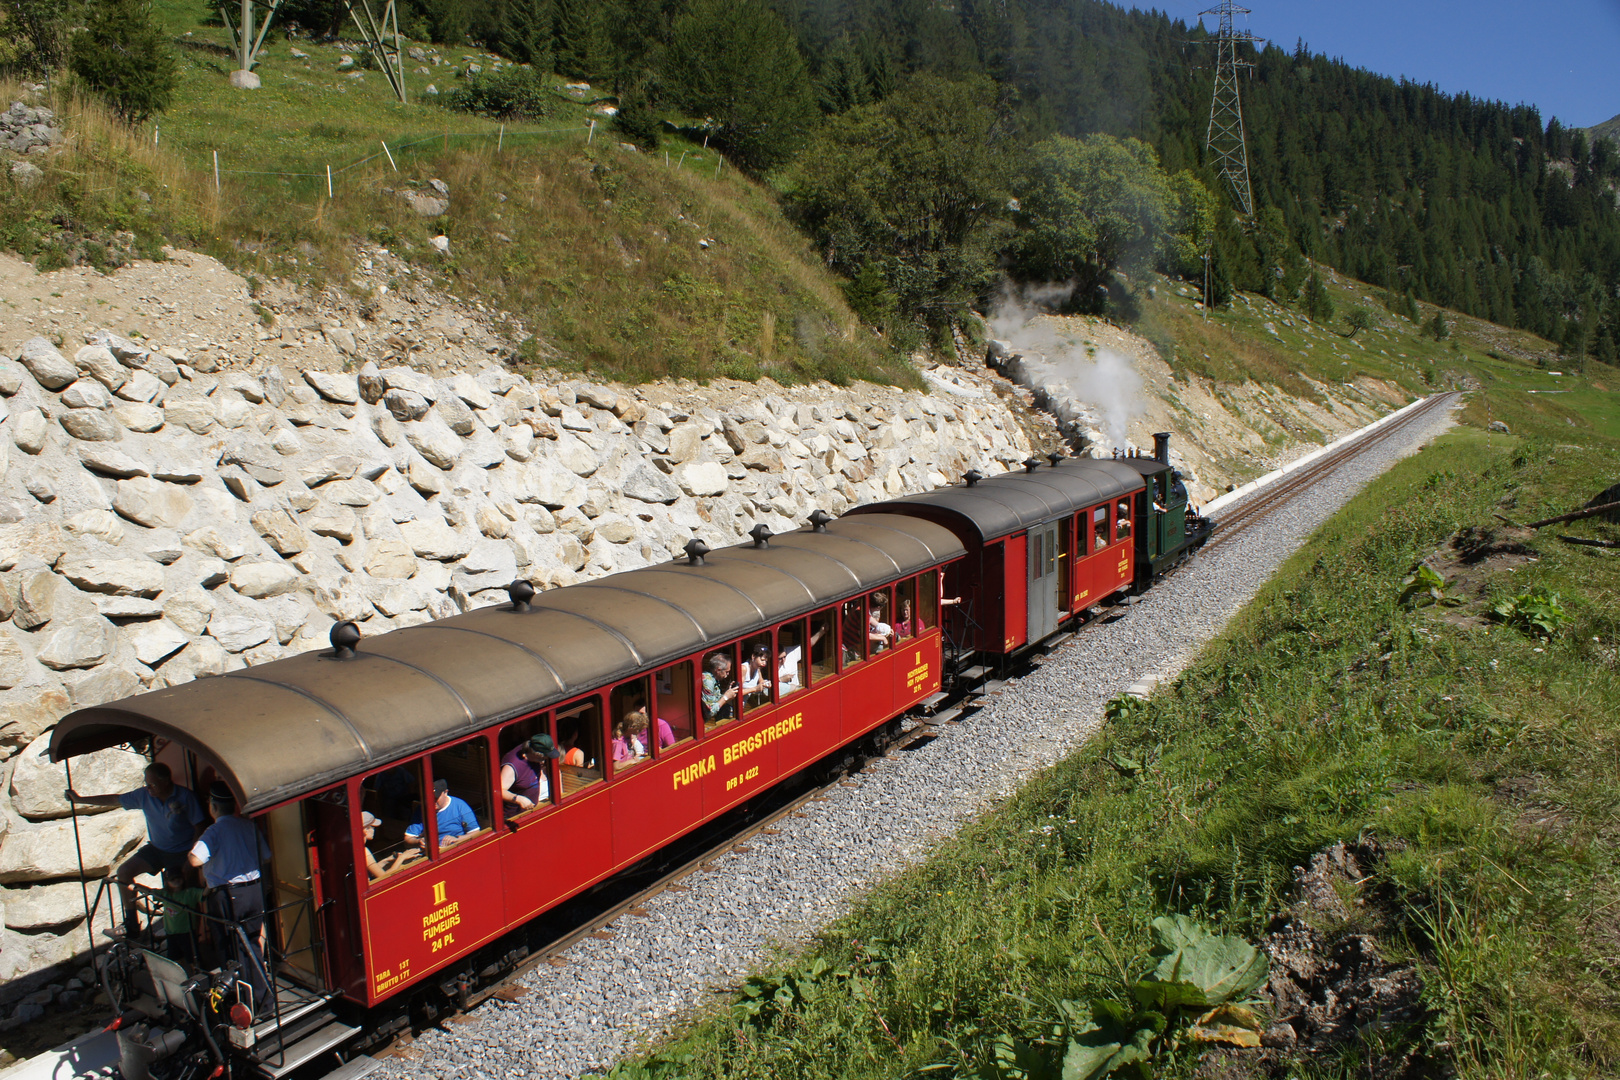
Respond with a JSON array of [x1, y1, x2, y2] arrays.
[[989, 284, 1143, 453]]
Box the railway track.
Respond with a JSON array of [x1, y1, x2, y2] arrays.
[[1205, 392, 1462, 550], [407, 394, 1468, 1042], [300, 394, 1468, 1074]]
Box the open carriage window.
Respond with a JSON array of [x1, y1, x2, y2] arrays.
[[840, 596, 867, 668], [611, 677, 655, 774], [654, 661, 696, 749], [776, 619, 808, 700], [893, 579, 917, 642], [497, 715, 556, 819], [809, 608, 835, 682], [360, 759, 427, 882], [1116, 500, 1132, 542], [701, 645, 740, 730], [1093, 505, 1110, 552], [867, 587, 895, 654], [918, 570, 939, 630], [557, 698, 605, 797], [741, 632, 774, 712], [422, 738, 491, 855]]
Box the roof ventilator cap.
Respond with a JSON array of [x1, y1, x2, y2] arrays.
[[1023, 457, 1041, 473], [962, 470, 983, 487], [1047, 451, 1065, 466], [808, 509, 833, 532], [749, 524, 772, 548], [330, 621, 361, 659], [684, 538, 710, 565], [507, 579, 535, 612]]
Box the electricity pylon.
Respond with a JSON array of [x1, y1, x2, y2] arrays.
[[1197, 0, 1262, 217]]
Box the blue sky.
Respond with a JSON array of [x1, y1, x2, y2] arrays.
[[1147, 1, 1620, 128]]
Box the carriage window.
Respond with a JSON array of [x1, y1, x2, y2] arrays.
[[894, 579, 917, 641], [1093, 506, 1109, 552], [741, 632, 774, 712], [809, 608, 835, 682], [1030, 531, 1043, 581], [840, 596, 867, 668], [701, 645, 740, 729], [654, 661, 696, 749], [868, 588, 895, 654], [776, 620, 808, 699], [611, 677, 654, 773], [918, 570, 939, 629], [556, 698, 604, 796], [497, 714, 555, 818], [424, 737, 491, 854], [361, 759, 427, 881], [1116, 500, 1132, 542]]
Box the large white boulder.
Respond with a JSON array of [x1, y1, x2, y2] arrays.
[[10, 731, 147, 820]]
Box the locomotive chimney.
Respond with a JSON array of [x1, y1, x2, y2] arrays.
[[1153, 432, 1171, 464]]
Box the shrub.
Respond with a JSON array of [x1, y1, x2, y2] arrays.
[[445, 66, 555, 121], [69, 0, 179, 123]]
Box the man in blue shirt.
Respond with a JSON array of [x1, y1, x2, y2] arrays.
[[190, 783, 272, 1010], [405, 779, 481, 850], [68, 762, 207, 937]]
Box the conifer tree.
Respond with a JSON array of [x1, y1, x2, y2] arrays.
[[553, 0, 610, 81], [1427, 309, 1450, 342], [497, 0, 554, 70], [69, 0, 178, 123], [1302, 270, 1335, 322]]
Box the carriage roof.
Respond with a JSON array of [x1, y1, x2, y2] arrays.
[[50, 515, 964, 813], [846, 459, 1145, 543]]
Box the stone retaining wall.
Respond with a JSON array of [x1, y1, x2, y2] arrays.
[[0, 331, 1044, 1006]]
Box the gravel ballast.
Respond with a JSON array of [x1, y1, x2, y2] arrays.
[[376, 402, 1461, 1080]]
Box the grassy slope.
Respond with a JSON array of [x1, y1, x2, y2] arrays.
[[603, 418, 1620, 1075], [1137, 271, 1620, 456], [0, 1, 910, 386]]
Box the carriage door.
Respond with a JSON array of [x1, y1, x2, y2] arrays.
[[1027, 521, 1061, 642], [265, 799, 328, 990]]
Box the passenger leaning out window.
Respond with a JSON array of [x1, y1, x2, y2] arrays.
[[702, 650, 739, 723]]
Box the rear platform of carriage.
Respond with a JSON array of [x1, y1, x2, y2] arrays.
[[20, 701, 378, 1080]]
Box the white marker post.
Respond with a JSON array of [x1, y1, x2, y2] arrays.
[[381, 140, 397, 172], [213, 150, 220, 191], [588, 119, 596, 144], [327, 164, 333, 198]]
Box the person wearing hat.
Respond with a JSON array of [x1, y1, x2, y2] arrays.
[[500, 734, 562, 813], [360, 810, 407, 881], [67, 761, 208, 939], [188, 782, 272, 1011], [404, 778, 480, 850]]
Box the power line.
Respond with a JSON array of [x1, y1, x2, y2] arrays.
[[1194, 0, 1263, 216]]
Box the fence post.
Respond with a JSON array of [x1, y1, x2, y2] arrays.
[[498, 124, 504, 151], [154, 123, 159, 147], [327, 164, 333, 199], [381, 140, 397, 172], [714, 156, 722, 178], [213, 150, 220, 191], [678, 150, 687, 170], [588, 119, 595, 144]]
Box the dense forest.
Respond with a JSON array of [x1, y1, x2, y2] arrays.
[[9, 0, 1620, 361]]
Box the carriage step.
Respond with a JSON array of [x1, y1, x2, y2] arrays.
[[253, 1019, 359, 1078], [315, 1054, 383, 1080]]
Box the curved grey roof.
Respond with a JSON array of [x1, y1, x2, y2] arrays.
[[848, 459, 1145, 543], [50, 516, 964, 813]]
